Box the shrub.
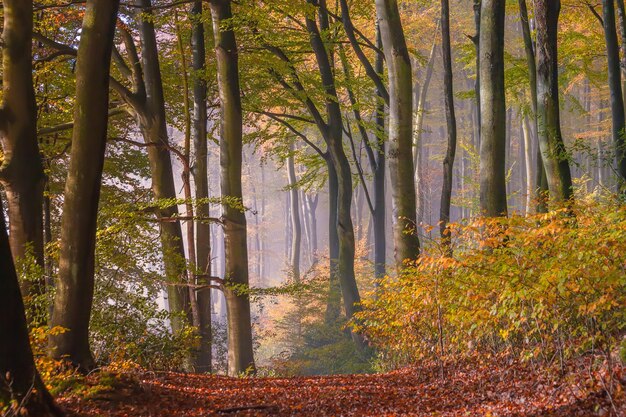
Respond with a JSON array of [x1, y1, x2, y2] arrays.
[[354, 199, 626, 369]]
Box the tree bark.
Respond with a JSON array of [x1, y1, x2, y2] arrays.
[[0, 200, 63, 416], [535, 0, 573, 203], [190, 0, 212, 373], [479, 0, 507, 217], [602, 0, 626, 189], [287, 145, 301, 283], [210, 0, 256, 376], [0, 0, 45, 299], [518, 0, 548, 212], [376, 0, 420, 267], [439, 0, 457, 251], [49, 0, 120, 372]]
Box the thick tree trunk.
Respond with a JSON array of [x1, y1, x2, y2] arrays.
[[439, 0, 457, 251], [191, 0, 212, 373], [535, 0, 573, 203], [478, 0, 507, 217], [1, 200, 62, 416], [210, 0, 256, 376], [0, 0, 45, 299], [49, 0, 119, 371], [376, 0, 420, 267], [602, 0, 626, 189]]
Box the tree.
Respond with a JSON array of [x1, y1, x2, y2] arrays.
[[375, 0, 421, 266], [602, 0, 626, 190], [0, 0, 45, 298], [49, 0, 121, 371], [518, 0, 548, 212], [210, 0, 256, 376], [287, 143, 302, 283], [0, 201, 62, 416], [478, 0, 507, 217], [534, 0, 573, 203], [190, 0, 213, 374], [439, 0, 457, 249]]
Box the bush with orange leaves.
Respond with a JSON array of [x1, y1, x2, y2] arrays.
[[353, 198, 626, 370]]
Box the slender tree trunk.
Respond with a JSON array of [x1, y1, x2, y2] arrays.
[[603, 0, 626, 189], [286, 144, 301, 282], [412, 28, 437, 227], [617, 0, 626, 109], [439, 0, 457, 251], [518, 0, 548, 211], [1, 200, 62, 416], [191, 0, 212, 373], [473, 0, 481, 144], [49, 0, 120, 371], [376, 0, 420, 266], [175, 8, 202, 351], [535, 0, 573, 203], [522, 115, 534, 214], [210, 0, 256, 376], [0, 0, 45, 299], [324, 158, 342, 324], [373, 26, 387, 281], [479, 0, 507, 216], [135, 0, 194, 354]]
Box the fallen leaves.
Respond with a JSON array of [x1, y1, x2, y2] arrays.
[[57, 356, 624, 416]]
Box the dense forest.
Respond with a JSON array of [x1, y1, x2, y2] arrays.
[[1, 0, 625, 416]]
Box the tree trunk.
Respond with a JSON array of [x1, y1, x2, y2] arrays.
[[518, 0, 548, 211], [412, 28, 437, 227], [439, 0, 457, 251], [191, 0, 212, 373], [373, 25, 387, 281], [522, 115, 534, 214], [0, 0, 45, 299], [49, 0, 119, 371], [376, 0, 420, 266], [479, 0, 507, 217], [1, 201, 62, 416], [134, 1, 194, 356], [535, 0, 573, 203], [602, 0, 626, 189], [286, 144, 301, 283], [210, 0, 256, 376]]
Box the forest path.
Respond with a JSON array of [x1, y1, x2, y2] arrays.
[[59, 358, 615, 416]]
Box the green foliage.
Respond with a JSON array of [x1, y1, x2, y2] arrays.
[[354, 198, 626, 368]]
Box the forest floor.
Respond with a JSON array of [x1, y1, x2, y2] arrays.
[[58, 356, 624, 416]]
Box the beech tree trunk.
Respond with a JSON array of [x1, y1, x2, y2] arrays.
[[49, 0, 120, 371], [439, 0, 457, 250], [518, 0, 548, 212], [535, 0, 573, 203], [0, 0, 45, 299], [602, 0, 626, 189], [287, 145, 301, 282], [210, 0, 256, 376], [478, 0, 508, 217], [376, 0, 420, 267], [191, 0, 212, 373], [1, 200, 62, 416]]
